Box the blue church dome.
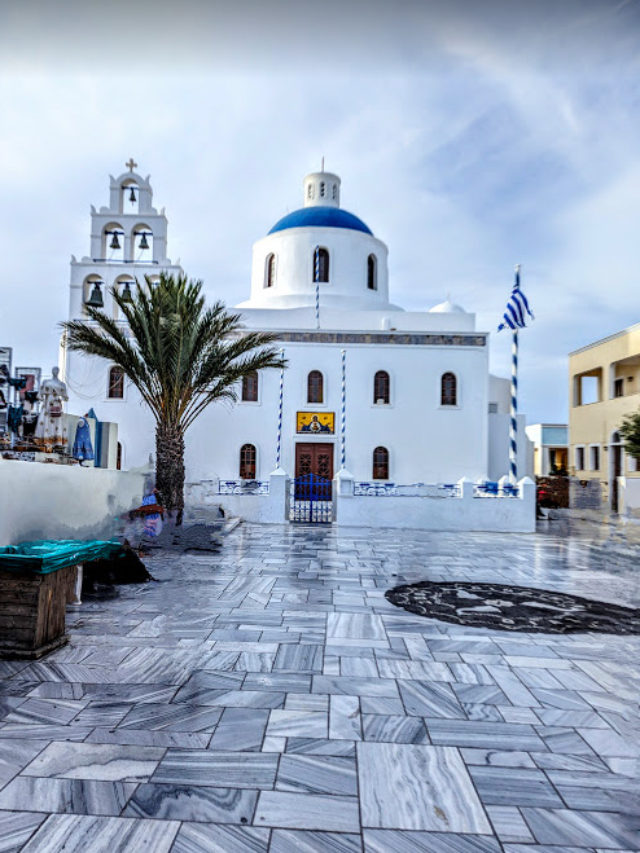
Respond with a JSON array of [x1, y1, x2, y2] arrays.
[[268, 206, 372, 235]]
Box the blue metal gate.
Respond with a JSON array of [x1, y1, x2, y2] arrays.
[[290, 473, 333, 523]]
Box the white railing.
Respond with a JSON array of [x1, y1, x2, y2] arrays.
[[218, 479, 270, 496], [353, 482, 460, 497], [473, 481, 520, 498]]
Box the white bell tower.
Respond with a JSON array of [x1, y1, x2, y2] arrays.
[[66, 159, 182, 320]]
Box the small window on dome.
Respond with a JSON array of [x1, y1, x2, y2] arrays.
[[320, 181, 325, 197], [367, 255, 377, 290], [332, 184, 337, 199], [307, 184, 314, 199], [313, 248, 329, 283], [264, 253, 275, 288]]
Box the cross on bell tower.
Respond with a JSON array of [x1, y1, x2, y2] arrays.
[[125, 158, 138, 173]]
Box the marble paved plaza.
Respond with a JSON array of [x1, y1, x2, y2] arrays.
[[0, 520, 638, 852]]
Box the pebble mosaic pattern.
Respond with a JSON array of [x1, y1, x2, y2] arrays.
[[385, 580, 640, 634]]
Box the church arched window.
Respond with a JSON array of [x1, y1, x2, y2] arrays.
[[373, 371, 390, 404], [367, 254, 377, 290], [242, 371, 259, 402], [373, 446, 389, 479], [108, 366, 125, 399], [441, 372, 457, 406], [320, 181, 326, 198], [307, 370, 324, 404], [239, 443, 256, 479], [313, 248, 329, 283], [264, 253, 275, 288]]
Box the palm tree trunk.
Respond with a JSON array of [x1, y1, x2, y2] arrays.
[[155, 422, 185, 526]]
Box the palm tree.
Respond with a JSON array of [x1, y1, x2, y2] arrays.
[[62, 272, 284, 524]]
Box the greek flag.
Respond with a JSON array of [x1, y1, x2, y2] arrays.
[[498, 266, 534, 331]]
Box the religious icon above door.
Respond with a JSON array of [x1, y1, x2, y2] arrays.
[[296, 411, 335, 434]]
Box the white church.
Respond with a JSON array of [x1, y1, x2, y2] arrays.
[[61, 162, 534, 530]]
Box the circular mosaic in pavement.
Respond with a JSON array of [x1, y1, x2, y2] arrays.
[[385, 581, 640, 634]]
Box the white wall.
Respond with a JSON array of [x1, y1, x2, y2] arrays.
[[185, 339, 490, 485], [63, 349, 156, 471], [0, 459, 147, 545], [335, 478, 536, 533]]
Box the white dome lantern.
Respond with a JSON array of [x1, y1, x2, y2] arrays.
[[240, 169, 392, 312]]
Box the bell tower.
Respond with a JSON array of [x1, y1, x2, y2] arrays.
[[66, 159, 182, 320]]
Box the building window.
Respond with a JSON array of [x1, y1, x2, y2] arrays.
[[590, 445, 600, 471], [614, 378, 624, 398], [373, 370, 390, 404], [488, 402, 498, 414], [575, 446, 585, 470], [108, 366, 124, 399], [373, 446, 389, 479], [307, 184, 314, 199], [313, 248, 329, 282], [242, 371, 259, 402], [116, 442, 122, 471], [264, 254, 275, 288], [332, 184, 337, 199], [239, 443, 256, 479], [307, 370, 324, 404], [320, 181, 325, 197], [367, 254, 377, 290], [441, 372, 457, 406]]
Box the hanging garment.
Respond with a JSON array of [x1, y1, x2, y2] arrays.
[[8, 405, 23, 434], [72, 417, 94, 462]]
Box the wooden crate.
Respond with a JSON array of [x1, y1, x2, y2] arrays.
[[0, 565, 75, 659]]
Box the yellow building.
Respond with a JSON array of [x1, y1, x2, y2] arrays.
[[569, 322, 640, 510]]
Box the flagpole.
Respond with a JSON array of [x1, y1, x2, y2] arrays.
[[510, 326, 518, 485]]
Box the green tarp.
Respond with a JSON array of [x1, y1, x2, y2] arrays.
[[0, 540, 123, 575]]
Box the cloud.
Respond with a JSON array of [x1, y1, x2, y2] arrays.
[[0, 1, 638, 427]]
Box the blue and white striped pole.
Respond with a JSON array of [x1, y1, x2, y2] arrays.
[[510, 324, 518, 485], [276, 348, 284, 469], [498, 263, 533, 487], [340, 349, 346, 469], [314, 245, 320, 329]]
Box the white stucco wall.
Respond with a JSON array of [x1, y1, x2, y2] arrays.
[[184, 337, 489, 485], [335, 487, 536, 533], [0, 459, 147, 545]]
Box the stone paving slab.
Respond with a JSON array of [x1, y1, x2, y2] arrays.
[[0, 521, 638, 850]]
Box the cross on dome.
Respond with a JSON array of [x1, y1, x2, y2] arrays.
[[125, 158, 138, 172]]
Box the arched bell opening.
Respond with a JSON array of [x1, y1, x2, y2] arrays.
[[132, 225, 153, 262], [121, 179, 139, 214], [102, 222, 125, 262], [83, 275, 106, 314], [113, 275, 136, 319]]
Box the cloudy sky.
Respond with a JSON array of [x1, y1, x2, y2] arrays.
[[1, 0, 638, 424]]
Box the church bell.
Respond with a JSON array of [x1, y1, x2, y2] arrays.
[[128, 187, 136, 203], [85, 283, 104, 309], [109, 231, 121, 250], [121, 282, 134, 303], [138, 232, 150, 250]]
